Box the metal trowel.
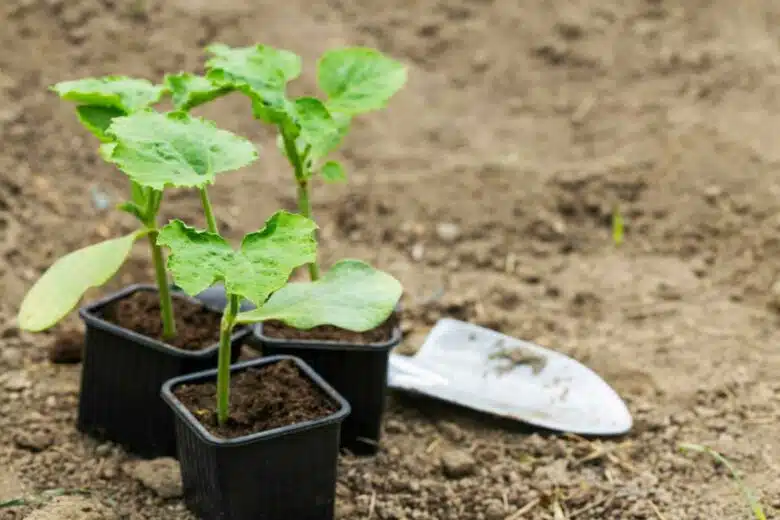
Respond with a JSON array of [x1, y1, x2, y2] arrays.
[[387, 318, 632, 436]]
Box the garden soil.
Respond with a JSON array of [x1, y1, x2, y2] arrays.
[[1, 0, 780, 518]]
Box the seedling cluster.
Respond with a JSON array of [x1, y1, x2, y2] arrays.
[[17, 43, 406, 425]]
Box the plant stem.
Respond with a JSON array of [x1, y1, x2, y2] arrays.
[[281, 128, 320, 280], [296, 179, 320, 280], [199, 187, 219, 234], [147, 229, 176, 339], [216, 294, 240, 425]]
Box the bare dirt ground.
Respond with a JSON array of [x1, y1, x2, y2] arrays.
[[2, 0, 780, 518]]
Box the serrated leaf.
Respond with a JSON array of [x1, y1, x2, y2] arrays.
[[205, 43, 301, 123], [51, 76, 164, 113], [236, 259, 401, 331], [75, 105, 126, 142], [292, 97, 350, 161], [17, 232, 144, 331], [157, 211, 317, 305], [100, 111, 258, 190], [164, 73, 230, 111], [318, 48, 407, 115], [320, 160, 346, 182]]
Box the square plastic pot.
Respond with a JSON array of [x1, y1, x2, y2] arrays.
[[77, 284, 250, 459], [161, 355, 350, 520], [253, 315, 402, 456]]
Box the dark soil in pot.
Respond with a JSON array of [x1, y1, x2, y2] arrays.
[[163, 356, 350, 520], [174, 358, 337, 437], [260, 317, 396, 344], [256, 312, 402, 456], [100, 290, 222, 350], [77, 284, 250, 459]]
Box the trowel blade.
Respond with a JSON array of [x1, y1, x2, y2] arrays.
[[388, 318, 632, 436]]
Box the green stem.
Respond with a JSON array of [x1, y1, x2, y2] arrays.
[[216, 294, 240, 426], [282, 128, 320, 280], [199, 187, 219, 234], [296, 179, 319, 280], [147, 228, 176, 339]]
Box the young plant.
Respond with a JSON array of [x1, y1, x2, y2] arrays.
[[18, 76, 177, 334], [203, 43, 407, 280], [17, 96, 258, 340], [157, 212, 402, 424]]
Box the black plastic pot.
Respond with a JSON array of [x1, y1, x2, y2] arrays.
[[161, 355, 350, 520], [77, 284, 250, 459], [254, 316, 402, 456]]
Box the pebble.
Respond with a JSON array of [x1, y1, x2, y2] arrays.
[[435, 222, 460, 243], [411, 243, 425, 261], [124, 458, 183, 499], [384, 419, 408, 435], [437, 421, 464, 442], [703, 185, 722, 203], [23, 496, 117, 520], [1, 347, 24, 368], [441, 449, 476, 479], [95, 443, 112, 457], [14, 430, 54, 452], [3, 371, 31, 391], [483, 499, 505, 520]]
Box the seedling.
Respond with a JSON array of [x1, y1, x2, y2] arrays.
[[158, 213, 402, 424], [612, 204, 624, 246], [679, 443, 767, 520], [17, 85, 258, 341], [201, 43, 407, 280]]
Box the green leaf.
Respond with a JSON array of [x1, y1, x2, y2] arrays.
[[130, 181, 149, 207], [51, 76, 164, 113], [318, 47, 407, 115], [157, 211, 317, 305], [205, 43, 301, 123], [164, 73, 231, 111], [320, 160, 346, 182], [292, 97, 350, 162], [117, 201, 146, 221], [75, 105, 126, 141], [236, 259, 401, 331], [100, 111, 258, 190], [17, 232, 144, 332]]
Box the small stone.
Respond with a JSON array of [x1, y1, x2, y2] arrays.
[[437, 421, 464, 442], [484, 499, 505, 520], [3, 371, 31, 391], [441, 449, 476, 479], [24, 496, 117, 520], [95, 443, 112, 457], [411, 243, 425, 261], [435, 222, 460, 243], [1, 347, 23, 368], [124, 458, 183, 499], [14, 430, 53, 452], [385, 419, 407, 435], [703, 185, 722, 203]]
